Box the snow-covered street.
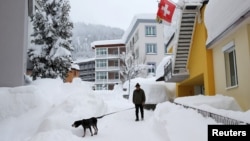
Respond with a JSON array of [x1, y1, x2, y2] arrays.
[[1, 78, 249, 141], [74, 108, 167, 141]]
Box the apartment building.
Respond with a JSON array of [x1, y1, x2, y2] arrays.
[[122, 14, 166, 77], [160, 0, 250, 111], [91, 40, 126, 90], [74, 58, 95, 82]]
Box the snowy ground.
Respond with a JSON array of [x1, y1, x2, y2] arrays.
[[0, 78, 249, 141]]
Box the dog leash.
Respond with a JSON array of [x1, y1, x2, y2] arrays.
[[96, 107, 135, 118]]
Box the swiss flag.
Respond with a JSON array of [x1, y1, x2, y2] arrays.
[[157, 0, 176, 24]]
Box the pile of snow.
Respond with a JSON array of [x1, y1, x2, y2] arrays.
[[174, 94, 250, 123], [0, 86, 44, 120], [123, 77, 176, 104], [0, 78, 108, 141], [175, 94, 242, 111], [153, 101, 217, 141]]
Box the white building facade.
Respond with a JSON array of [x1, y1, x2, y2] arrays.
[[122, 14, 167, 77], [91, 40, 126, 90]]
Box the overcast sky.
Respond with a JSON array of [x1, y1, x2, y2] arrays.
[[68, 0, 160, 30]]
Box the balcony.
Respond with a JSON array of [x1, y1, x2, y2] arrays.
[[95, 79, 121, 84], [163, 59, 189, 82], [95, 66, 120, 71], [96, 53, 120, 59]]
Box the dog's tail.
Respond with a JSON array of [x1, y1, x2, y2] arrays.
[[96, 115, 105, 119]]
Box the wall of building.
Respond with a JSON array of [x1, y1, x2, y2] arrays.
[[0, 0, 28, 87], [212, 24, 250, 111], [176, 5, 215, 97], [76, 59, 95, 82], [93, 44, 125, 90], [136, 22, 165, 66]]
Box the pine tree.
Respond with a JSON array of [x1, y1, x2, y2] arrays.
[[28, 0, 74, 81]]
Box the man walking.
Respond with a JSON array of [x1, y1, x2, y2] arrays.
[[132, 83, 146, 121]]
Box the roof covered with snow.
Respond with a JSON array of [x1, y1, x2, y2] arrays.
[[155, 55, 173, 81], [121, 13, 157, 43], [204, 0, 250, 46], [90, 39, 125, 48], [71, 63, 79, 70], [90, 13, 158, 48], [74, 57, 95, 64]]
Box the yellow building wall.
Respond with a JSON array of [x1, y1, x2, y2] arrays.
[[176, 5, 215, 97], [168, 45, 173, 53], [212, 24, 250, 111], [176, 85, 194, 97]]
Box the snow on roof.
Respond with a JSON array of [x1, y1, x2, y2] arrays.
[[71, 63, 79, 70], [121, 13, 157, 43], [176, 0, 204, 7], [204, 0, 250, 45], [90, 39, 124, 48], [73, 58, 95, 63], [90, 13, 157, 48], [155, 55, 173, 81]]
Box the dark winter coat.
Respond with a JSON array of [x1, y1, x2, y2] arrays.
[[133, 88, 146, 104]]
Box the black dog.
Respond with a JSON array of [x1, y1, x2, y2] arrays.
[[72, 117, 101, 137]]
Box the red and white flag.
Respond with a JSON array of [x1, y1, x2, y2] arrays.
[[157, 0, 176, 24]]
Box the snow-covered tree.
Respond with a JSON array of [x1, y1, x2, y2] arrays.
[[120, 51, 148, 95], [28, 0, 74, 81]]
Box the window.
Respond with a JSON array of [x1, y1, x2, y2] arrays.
[[96, 72, 107, 80], [134, 30, 139, 42], [114, 72, 119, 79], [114, 60, 118, 66], [96, 59, 107, 68], [96, 48, 107, 56], [113, 50, 118, 55], [145, 26, 156, 36], [223, 42, 238, 88], [147, 62, 156, 74], [146, 43, 157, 54], [135, 48, 139, 59], [96, 84, 102, 90], [96, 84, 107, 90], [130, 41, 133, 49]]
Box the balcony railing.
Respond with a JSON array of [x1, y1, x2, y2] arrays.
[[79, 70, 95, 75], [96, 54, 120, 59], [95, 66, 120, 71], [95, 79, 121, 84], [164, 59, 189, 82]]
